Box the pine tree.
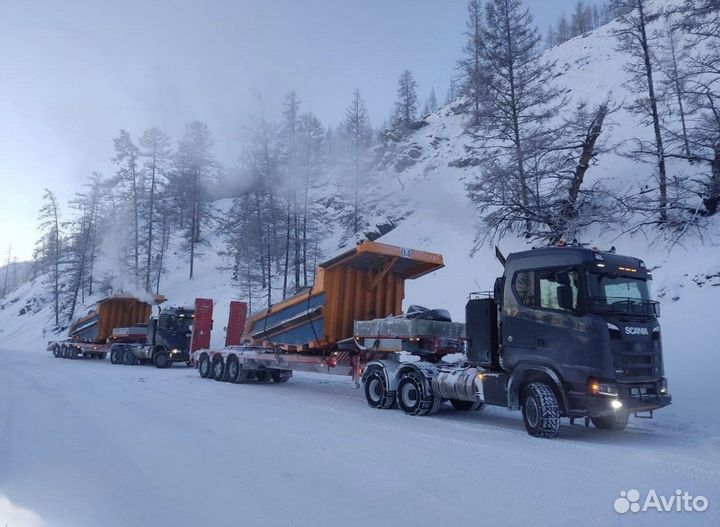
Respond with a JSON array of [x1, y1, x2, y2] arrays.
[[139, 127, 172, 291], [112, 130, 142, 282], [340, 89, 372, 237], [456, 0, 487, 125], [393, 70, 419, 129], [173, 122, 215, 279], [423, 88, 438, 115]]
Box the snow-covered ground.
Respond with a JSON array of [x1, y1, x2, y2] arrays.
[[0, 349, 718, 527]]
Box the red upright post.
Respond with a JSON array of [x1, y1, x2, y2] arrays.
[[191, 298, 214, 352], [225, 301, 248, 347]]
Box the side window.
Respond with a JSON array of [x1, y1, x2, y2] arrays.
[[513, 271, 535, 306], [159, 314, 171, 330], [538, 269, 580, 312]]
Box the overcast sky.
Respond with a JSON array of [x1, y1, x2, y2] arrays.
[[0, 0, 582, 261]]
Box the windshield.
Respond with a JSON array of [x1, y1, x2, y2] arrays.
[[174, 316, 194, 333], [587, 272, 658, 316]]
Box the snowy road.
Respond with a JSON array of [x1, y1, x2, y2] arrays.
[[1, 349, 718, 526]]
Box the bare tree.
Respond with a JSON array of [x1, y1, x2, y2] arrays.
[[612, 0, 669, 224], [37, 189, 61, 326]]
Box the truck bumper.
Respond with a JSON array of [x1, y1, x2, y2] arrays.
[[168, 350, 190, 363], [569, 381, 671, 418]]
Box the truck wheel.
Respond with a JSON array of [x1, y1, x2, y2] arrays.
[[110, 348, 122, 364], [397, 371, 441, 416], [212, 356, 226, 381], [521, 383, 560, 438], [271, 370, 291, 383], [450, 399, 484, 411], [60, 345, 68, 358], [153, 352, 170, 369], [98, 352, 107, 360], [122, 349, 137, 365], [53, 345, 60, 358], [591, 413, 629, 431], [198, 353, 212, 378], [363, 369, 395, 409]]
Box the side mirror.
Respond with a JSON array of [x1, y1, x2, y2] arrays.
[[557, 285, 574, 311], [493, 277, 504, 304]]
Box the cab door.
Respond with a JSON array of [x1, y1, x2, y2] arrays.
[[533, 268, 597, 388], [501, 269, 537, 369]]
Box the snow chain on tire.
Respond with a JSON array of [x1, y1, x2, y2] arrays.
[[397, 371, 441, 416], [522, 382, 561, 438]]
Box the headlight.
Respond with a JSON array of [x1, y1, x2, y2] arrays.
[[589, 379, 619, 396], [659, 378, 668, 394]]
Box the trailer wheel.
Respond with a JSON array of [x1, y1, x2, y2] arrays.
[[450, 399, 484, 411], [521, 383, 560, 438], [225, 355, 243, 383], [591, 412, 629, 431], [60, 345, 67, 358], [153, 352, 170, 369], [52, 345, 60, 358], [271, 370, 291, 383], [198, 353, 212, 378], [397, 371, 440, 416], [363, 369, 395, 409], [212, 356, 226, 381]]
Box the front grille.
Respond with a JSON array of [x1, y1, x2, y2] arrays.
[[612, 340, 661, 380]]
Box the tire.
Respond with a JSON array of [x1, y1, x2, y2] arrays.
[[60, 345, 68, 358], [98, 352, 107, 360], [450, 399, 484, 411], [212, 356, 226, 381], [153, 351, 170, 369], [591, 412, 629, 431], [110, 347, 122, 364], [198, 353, 212, 378], [521, 383, 561, 438], [122, 349, 137, 365], [397, 371, 441, 416], [271, 370, 291, 383], [53, 345, 60, 358], [363, 369, 395, 409]]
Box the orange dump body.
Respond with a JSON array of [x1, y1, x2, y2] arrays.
[[244, 241, 444, 351], [68, 294, 166, 343]]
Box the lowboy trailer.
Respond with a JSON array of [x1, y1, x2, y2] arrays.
[[192, 240, 672, 438]]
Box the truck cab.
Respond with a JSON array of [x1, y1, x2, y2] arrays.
[[494, 245, 671, 431], [148, 306, 195, 365]]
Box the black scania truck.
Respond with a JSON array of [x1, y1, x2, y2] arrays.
[[361, 243, 672, 438]]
